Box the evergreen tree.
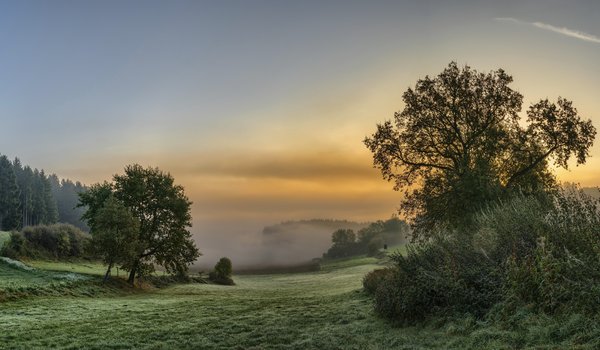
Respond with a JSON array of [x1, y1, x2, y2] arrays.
[[0, 155, 21, 230]]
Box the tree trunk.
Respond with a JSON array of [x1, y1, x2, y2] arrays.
[[127, 263, 138, 286], [103, 261, 114, 283]]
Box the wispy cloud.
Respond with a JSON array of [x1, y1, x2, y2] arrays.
[[495, 17, 600, 44]]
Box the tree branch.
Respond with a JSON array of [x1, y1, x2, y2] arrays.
[[505, 145, 557, 188]]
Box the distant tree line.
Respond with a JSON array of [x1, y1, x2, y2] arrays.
[[323, 217, 409, 259], [0, 154, 88, 231]]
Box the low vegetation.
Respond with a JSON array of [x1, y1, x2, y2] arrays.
[[0, 231, 10, 249], [2, 253, 599, 349], [208, 256, 235, 285], [0, 224, 90, 260], [364, 189, 600, 326]]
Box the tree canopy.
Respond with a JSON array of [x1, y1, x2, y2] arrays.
[[0, 154, 87, 231], [79, 164, 200, 284], [364, 62, 596, 236], [91, 195, 140, 282]]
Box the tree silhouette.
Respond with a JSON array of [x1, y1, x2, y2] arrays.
[[365, 62, 596, 236]]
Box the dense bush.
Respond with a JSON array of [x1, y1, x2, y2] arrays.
[[363, 268, 394, 295], [368, 235, 502, 323], [0, 224, 91, 259], [209, 257, 234, 285], [366, 189, 600, 324]]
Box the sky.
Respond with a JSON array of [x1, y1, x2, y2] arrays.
[[1, 1, 599, 262]]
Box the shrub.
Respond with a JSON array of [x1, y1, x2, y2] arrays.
[[368, 188, 600, 324], [4, 224, 91, 259], [209, 257, 234, 285], [363, 268, 394, 295], [371, 235, 502, 323], [0, 231, 27, 258]]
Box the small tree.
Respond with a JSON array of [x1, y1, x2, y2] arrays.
[[91, 196, 140, 282], [209, 257, 234, 285]]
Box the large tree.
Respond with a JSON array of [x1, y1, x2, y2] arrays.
[[79, 164, 200, 284], [364, 62, 595, 236]]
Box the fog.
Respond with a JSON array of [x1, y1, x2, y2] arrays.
[[191, 218, 367, 271]]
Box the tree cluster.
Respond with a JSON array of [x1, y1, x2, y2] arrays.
[[0, 154, 89, 231], [79, 164, 200, 285], [323, 217, 409, 258]]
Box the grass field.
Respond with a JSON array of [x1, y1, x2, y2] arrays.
[[26, 260, 109, 276], [1, 254, 598, 349]]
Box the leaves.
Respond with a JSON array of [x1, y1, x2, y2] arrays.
[[365, 62, 596, 235], [79, 164, 200, 283]]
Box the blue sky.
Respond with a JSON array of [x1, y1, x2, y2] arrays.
[[1, 1, 599, 235]]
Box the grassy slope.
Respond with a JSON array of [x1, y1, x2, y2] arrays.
[[1, 255, 597, 349], [27, 260, 108, 276]]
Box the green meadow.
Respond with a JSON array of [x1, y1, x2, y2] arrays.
[[2, 251, 598, 349]]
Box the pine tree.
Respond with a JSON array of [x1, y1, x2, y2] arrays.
[[0, 155, 21, 230]]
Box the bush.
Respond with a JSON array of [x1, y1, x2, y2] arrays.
[[1, 224, 91, 259], [368, 188, 600, 324], [0, 231, 27, 258], [371, 235, 502, 323], [209, 257, 234, 285], [363, 268, 394, 295]]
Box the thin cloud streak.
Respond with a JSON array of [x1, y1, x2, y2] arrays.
[[495, 17, 600, 44]]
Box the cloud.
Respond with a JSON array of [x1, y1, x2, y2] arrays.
[[495, 17, 600, 44], [184, 150, 377, 181]]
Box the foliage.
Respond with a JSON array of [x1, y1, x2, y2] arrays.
[[90, 195, 140, 281], [209, 257, 234, 285], [0, 231, 10, 249], [367, 188, 600, 324], [0, 154, 88, 231], [48, 174, 89, 231], [79, 164, 200, 284], [362, 268, 394, 295], [0, 155, 21, 230], [1, 224, 90, 259], [364, 62, 596, 237], [324, 217, 409, 258]]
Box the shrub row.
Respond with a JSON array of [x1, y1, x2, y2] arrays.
[[1, 224, 91, 260]]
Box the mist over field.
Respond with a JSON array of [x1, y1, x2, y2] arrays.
[[192, 219, 368, 270]]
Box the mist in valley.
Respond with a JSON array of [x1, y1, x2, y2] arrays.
[[191, 219, 368, 271]]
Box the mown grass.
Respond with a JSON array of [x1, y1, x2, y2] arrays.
[[1, 254, 598, 349], [26, 260, 108, 276]]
